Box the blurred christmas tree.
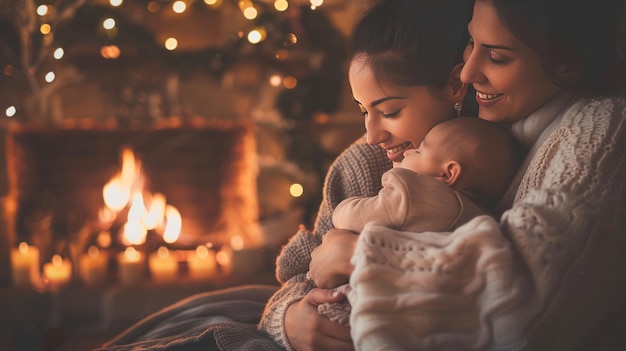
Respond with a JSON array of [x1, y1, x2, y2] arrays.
[[0, 0, 351, 231]]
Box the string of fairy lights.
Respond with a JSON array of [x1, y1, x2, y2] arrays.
[[2, 0, 328, 119]]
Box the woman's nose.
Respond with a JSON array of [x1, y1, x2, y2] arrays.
[[365, 118, 388, 146], [460, 48, 483, 85]]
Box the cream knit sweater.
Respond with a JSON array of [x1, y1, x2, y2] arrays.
[[260, 91, 626, 351], [347, 92, 626, 351]]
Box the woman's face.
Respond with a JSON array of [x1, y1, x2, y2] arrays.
[[349, 56, 455, 163], [460, 0, 562, 123]]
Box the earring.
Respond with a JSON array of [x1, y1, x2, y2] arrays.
[[453, 102, 463, 118]]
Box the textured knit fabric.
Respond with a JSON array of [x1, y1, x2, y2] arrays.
[[332, 168, 491, 233], [321, 168, 492, 327], [259, 139, 391, 350], [346, 92, 626, 351]]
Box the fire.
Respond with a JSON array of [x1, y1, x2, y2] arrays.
[[101, 147, 182, 246]]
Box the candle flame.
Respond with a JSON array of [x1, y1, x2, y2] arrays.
[[195, 245, 209, 259], [52, 254, 63, 267], [124, 246, 139, 261], [230, 235, 244, 251], [157, 246, 169, 259], [88, 245, 99, 258], [18, 242, 29, 254]]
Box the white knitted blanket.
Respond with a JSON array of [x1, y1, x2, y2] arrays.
[[348, 217, 524, 351]]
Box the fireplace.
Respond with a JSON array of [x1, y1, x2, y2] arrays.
[[0, 118, 262, 287]]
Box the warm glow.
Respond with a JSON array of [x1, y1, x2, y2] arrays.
[[163, 205, 181, 243], [144, 193, 166, 230], [97, 231, 112, 248], [243, 6, 257, 20], [274, 0, 288, 11], [102, 18, 116, 30], [52, 254, 63, 267], [287, 33, 297, 44], [128, 193, 147, 222], [283, 76, 297, 89], [103, 178, 131, 211], [157, 246, 170, 259], [165, 37, 178, 51], [172, 1, 187, 13], [147, 1, 160, 12], [18, 242, 29, 255], [310, 0, 324, 6], [88, 245, 100, 258], [290, 183, 304, 198], [37, 5, 49, 16], [230, 235, 244, 251], [40, 24, 51, 35], [103, 147, 142, 211], [247, 28, 266, 44], [204, 0, 218, 4], [5, 106, 16, 118], [110, 0, 123, 7], [216, 249, 230, 266], [269, 74, 282, 87], [53, 47, 64, 59], [196, 245, 209, 259], [124, 247, 140, 261], [45, 71, 55, 83], [123, 221, 147, 245], [101, 45, 121, 59]]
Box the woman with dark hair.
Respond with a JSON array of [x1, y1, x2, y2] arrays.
[[318, 0, 626, 350], [98, 1, 475, 350]]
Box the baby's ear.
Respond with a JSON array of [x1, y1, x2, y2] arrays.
[[441, 161, 462, 187]]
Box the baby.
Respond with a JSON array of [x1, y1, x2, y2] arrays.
[[319, 117, 522, 325]]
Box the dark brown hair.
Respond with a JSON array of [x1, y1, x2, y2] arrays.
[[349, 0, 474, 89], [491, 0, 626, 95]]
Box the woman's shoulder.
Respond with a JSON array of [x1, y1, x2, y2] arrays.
[[330, 136, 391, 172], [565, 92, 626, 117]]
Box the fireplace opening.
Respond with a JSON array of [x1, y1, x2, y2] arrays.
[[0, 119, 262, 287]]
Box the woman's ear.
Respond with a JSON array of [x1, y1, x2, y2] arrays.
[[446, 63, 468, 102], [553, 63, 580, 86], [441, 160, 462, 187]]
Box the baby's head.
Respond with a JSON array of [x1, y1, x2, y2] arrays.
[[401, 117, 522, 209]]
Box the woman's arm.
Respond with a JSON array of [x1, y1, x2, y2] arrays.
[[259, 139, 391, 349]]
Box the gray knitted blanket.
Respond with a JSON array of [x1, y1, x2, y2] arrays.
[[95, 285, 282, 351]]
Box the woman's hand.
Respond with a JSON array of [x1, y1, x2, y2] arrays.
[[309, 228, 358, 289], [285, 288, 354, 351]]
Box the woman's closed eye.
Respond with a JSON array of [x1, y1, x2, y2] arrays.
[[382, 109, 401, 118]]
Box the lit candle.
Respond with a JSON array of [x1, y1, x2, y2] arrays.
[[10, 242, 40, 287], [79, 246, 108, 286], [117, 246, 146, 284], [43, 255, 72, 286], [148, 246, 178, 282], [187, 245, 217, 280]]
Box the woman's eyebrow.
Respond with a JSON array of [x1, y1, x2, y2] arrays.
[[370, 96, 406, 107], [482, 43, 515, 51]]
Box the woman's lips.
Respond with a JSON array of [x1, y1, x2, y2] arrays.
[[383, 141, 412, 162], [475, 90, 503, 107]]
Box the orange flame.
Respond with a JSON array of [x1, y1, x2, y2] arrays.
[[101, 147, 182, 246]]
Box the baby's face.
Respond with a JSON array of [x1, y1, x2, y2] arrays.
[[399, 128, 444, 177]]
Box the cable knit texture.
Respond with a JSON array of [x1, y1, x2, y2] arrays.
[[346, 93, 626, 351], [259, 139, 391, 350]]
